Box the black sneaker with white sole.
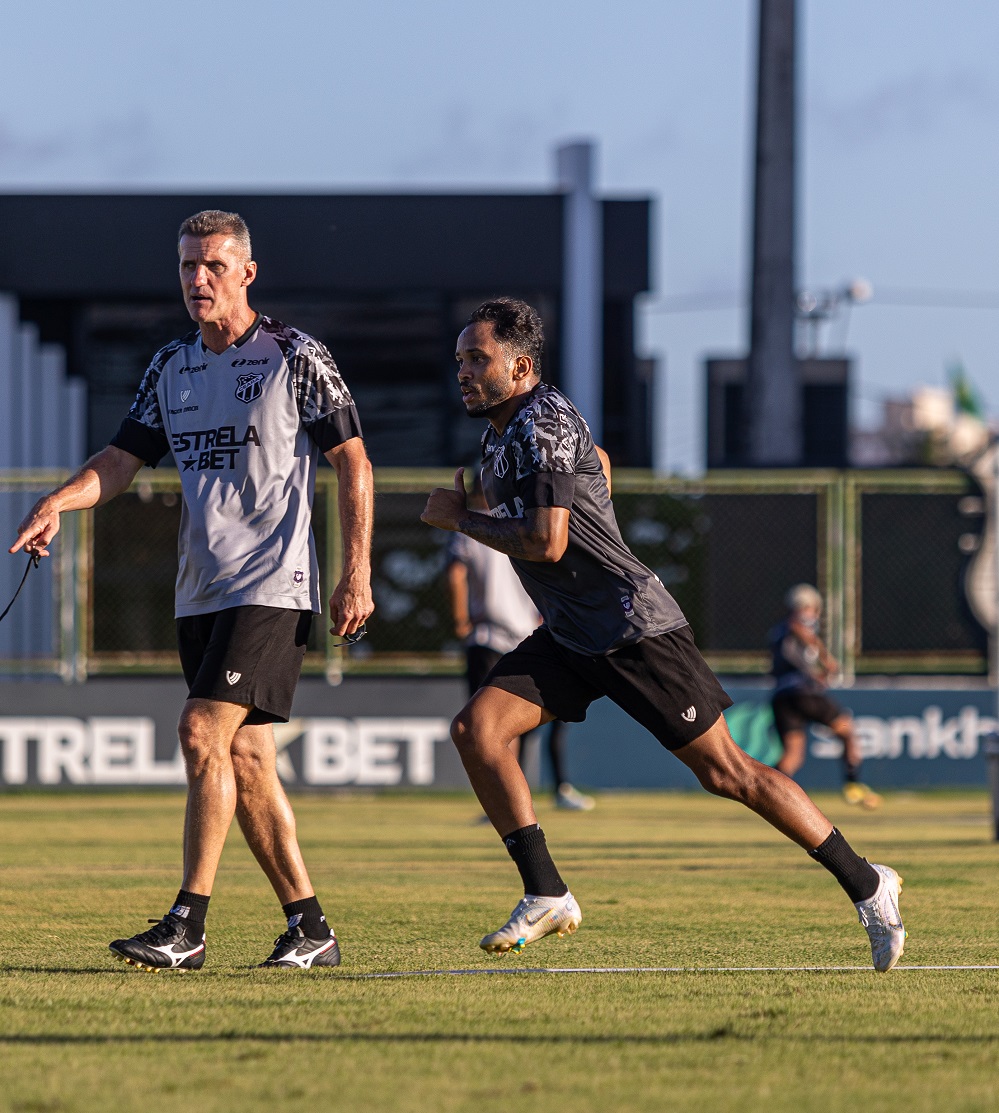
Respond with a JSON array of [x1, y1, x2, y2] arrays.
[[258, 926, 341, 969], [109, 913, 206, 972]]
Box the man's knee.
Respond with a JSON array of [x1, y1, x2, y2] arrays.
[[450, 706, 476, 754], [696, 757, 745, 799], [685, 729, 758, 801], [450, 702, 518, 758], [178, 706, 232, 770]]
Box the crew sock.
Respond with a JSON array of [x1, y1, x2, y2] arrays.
[[844, 761, 861, 784], [170, 889, 210, 942], [808, 828, 879, 903], [501, 824, 569, 897], [282, 896, 331, 939]]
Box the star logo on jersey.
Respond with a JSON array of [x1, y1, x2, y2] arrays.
[[180, 389, 191, 402], [235, 372, 264, 404], [492, 445, 509, 478], [681, 706, 697, 723], [226, 671, 242, 686]]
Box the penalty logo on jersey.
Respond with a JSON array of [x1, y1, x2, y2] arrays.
[[235, 372, 264, 403]]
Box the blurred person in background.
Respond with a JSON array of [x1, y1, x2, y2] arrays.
[[770, 584, 880, 809], [447, 470, 595, 811], [422, 297, 904, 973], [10, 210, 374, 971]]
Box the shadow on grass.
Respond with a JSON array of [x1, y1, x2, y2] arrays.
[[1, 1031, 998, 1046]]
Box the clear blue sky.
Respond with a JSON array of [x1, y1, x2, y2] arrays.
[[2, 0, 997, 471]]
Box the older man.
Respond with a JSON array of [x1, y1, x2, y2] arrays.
[[11, 210, 374, 970]]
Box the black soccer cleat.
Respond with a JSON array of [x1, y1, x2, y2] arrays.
[[109, 913, 206, 972], [258, 926, 341, 969]]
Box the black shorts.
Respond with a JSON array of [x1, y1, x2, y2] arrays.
[[771, 689, 844, 738], [177, 606, 312, 725], [483, 624, 733, 751], [466, 645, 504, 697]]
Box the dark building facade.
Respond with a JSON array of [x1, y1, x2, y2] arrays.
[[0, 192, 653, 467]]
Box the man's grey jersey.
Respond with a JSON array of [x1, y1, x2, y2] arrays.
[[479, 382, 686, 655], [446, 530, 540, 654], [111, 315, 361, 617]]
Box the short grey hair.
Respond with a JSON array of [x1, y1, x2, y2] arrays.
[[177, 210, 252, 260], [785, 583, 822, 613]]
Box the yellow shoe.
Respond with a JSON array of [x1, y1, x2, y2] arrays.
[[843, 782, 881, 809]]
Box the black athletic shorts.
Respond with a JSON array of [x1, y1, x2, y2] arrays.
[[466, 645, 504, 697], [771, 688, 844, 738], [483, 623, 733, 751], [177, 606, 312, 725]]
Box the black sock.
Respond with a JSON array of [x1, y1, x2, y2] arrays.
[[170, 889, 210, 940], [501, 824, 568, 897], [809, 828, 879, 902], [282, 896, 330, 939]]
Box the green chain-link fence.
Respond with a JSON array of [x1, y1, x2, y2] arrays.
[[0, 468, 988, 680]]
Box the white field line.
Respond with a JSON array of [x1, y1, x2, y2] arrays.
[[344, 965, 999, 979]]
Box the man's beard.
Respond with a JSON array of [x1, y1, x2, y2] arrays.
[[463, 379, 511, 418]]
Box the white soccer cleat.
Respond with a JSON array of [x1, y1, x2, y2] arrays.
[[855, 863, 906, 972], [556, 784, 596, 811], [479, 892, 582, 955]]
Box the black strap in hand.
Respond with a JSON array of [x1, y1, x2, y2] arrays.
[[0, 553, 41, 624]]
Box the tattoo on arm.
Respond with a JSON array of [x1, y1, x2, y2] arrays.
[[456, 514, 535, 559]]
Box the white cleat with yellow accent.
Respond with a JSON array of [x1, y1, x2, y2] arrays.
[[480, 892, 582, 955], [855, 863, 906, 972]]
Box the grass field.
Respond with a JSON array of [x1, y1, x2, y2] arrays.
[[1, 789, 997, 1112]]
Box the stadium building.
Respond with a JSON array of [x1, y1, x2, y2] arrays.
[[0, 143, 654, 469]]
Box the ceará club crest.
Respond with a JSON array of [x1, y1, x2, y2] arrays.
[[235, 372, 264, 404], [492, 445, 509, 478]]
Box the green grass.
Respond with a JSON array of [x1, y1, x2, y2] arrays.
[[1, 789, 997, 1112]]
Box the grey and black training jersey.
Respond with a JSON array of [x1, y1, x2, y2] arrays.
[[479, 382, 686, 655], [111, 315, 361, 617]]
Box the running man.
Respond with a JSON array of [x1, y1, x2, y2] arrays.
[[770, 584, 880, 808], [421, 297, 905, 971], [10, 210, 374, 971]]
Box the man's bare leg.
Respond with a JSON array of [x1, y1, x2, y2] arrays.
[[179, 697, 252, 894], [674, 715, 832, 849], [775, 728, 807, 779], [830, 713, 881, 807], [674, 713, 903, 969], [231, 722, 314, 905], [452, 687, 580, 953], [451, 685, 554, 835], [108, 697, 249, 971]]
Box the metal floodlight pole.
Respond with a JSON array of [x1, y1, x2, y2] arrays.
[[745, 0, 801, 465], [990, 442, 999, 840], [557, 140, 603, 442]]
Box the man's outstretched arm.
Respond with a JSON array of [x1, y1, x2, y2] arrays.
[[325, 437, 375, 636], [421, 468, 569, 563], [9, 446, 145, 558]]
